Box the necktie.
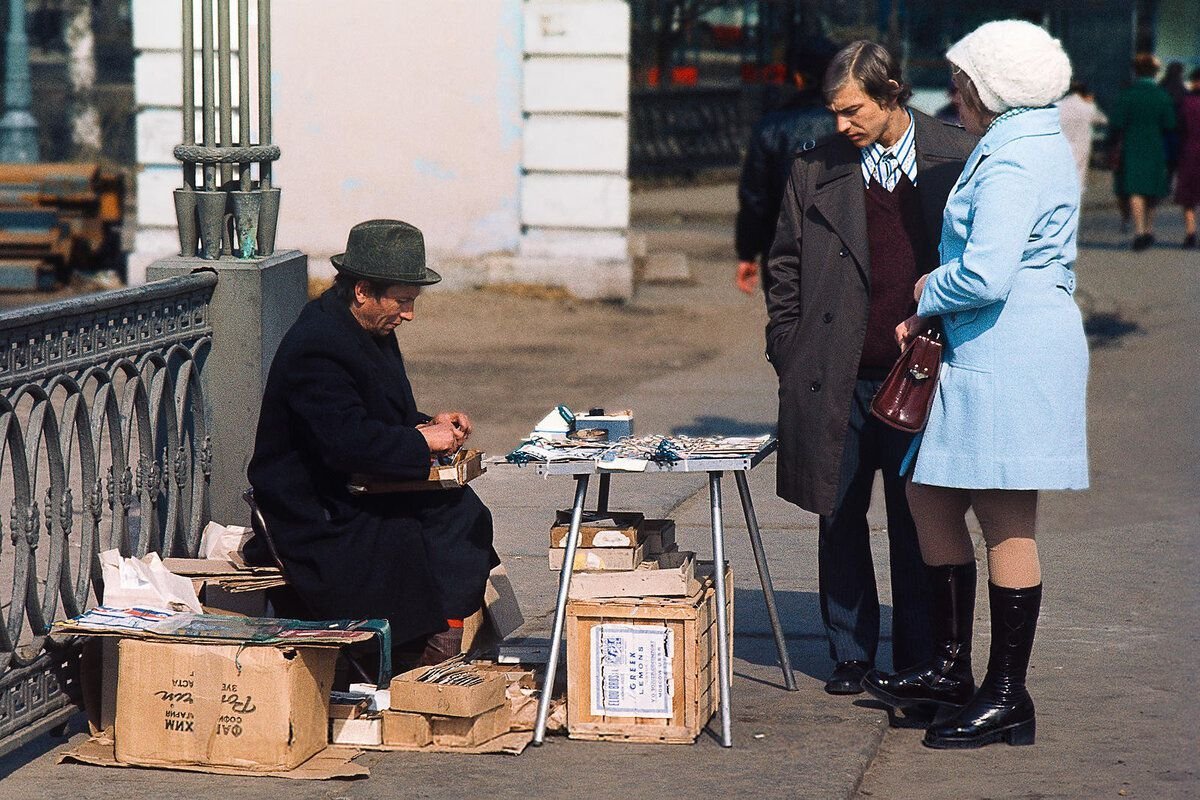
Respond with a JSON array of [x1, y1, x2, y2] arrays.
[[879, 151, 898, 191]]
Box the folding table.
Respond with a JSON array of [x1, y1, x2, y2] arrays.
[[525, 437, 794, 748]]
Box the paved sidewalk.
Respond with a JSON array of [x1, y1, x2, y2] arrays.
[[0, 177, 1195, 799]]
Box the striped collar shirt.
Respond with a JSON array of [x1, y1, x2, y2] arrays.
[[861, 110, 917, 190]]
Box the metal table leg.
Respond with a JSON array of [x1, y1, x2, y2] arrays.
[[533, 474, 590, 745], [596, 472, 610, 513], [734, 470, 796, 691], [708, 471, 734, 747]]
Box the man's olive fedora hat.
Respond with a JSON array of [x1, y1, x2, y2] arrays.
[[330, 219, 442, 285]]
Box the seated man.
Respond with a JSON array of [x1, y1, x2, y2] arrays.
[[247, 218, 498, 666]]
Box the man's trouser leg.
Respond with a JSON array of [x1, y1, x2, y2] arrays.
[[818, 380, 881, 664], [878, 420, 933, 672]]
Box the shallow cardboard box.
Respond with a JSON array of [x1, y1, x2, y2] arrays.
[[201, 584, 268, 617], [568, 550, 697, 600], [548, 542, 645, 571], [114, 639, 337, 771], [328, 699, 366, 720], [381, 710, 433, 747], [389, 666, 506, 717], [330, 716, 382, 746], [641, 519, 676, 556], [550, 510, 644, 548], [565, 563, 733, 744], [348, 449, 485, 493], [431, 704, 512, 747]]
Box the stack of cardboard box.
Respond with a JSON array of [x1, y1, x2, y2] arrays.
[[550, 512, 732, 744]]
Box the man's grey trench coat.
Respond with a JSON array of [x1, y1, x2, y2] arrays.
[[764, 110, 976, 515]]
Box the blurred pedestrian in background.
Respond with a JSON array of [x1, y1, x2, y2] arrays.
[[1110, 54, 1176, 251], [734, 44, 837, 294], [1174, 67, 1200, 249], [862, 19, 1087, 750], [1160, 61, 1187, 181], [1057, 82, 1107, 194]]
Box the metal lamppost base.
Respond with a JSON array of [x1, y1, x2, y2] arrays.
[[0, 110, 39, 163]]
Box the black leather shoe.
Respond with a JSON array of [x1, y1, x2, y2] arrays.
[[1132, 233, 1155, 251], [825, 660, 870, 695], [863, 563, 977, 712], [924, 583, 1042, 749]]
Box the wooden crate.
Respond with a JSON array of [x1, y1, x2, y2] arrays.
[[565, 563, 732, 744]]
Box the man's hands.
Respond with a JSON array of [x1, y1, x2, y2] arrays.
[[418, 411, 473, 455], [431, 411, 473, 437], [736, 260, 760, 294]]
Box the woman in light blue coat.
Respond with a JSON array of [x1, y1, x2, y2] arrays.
[[861, 20, 1088, 751]]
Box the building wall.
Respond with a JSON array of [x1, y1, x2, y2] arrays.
[[131, 0, 522, 283], [130, 0, 632, 298], [1154, 0, 1200, 70]]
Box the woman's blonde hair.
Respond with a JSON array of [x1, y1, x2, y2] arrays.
[[951, 64, 994, 124]]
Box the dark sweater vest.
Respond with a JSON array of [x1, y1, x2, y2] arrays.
[[860, 175, 935, 372]]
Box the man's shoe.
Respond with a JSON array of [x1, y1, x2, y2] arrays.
[[862, 562, 977, 712], [1132, 233, 1154, 251], [825, 660, 870, 695]]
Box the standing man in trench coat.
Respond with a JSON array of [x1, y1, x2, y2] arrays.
[[764, 42, 975, 694], [247, 219, 499, 667]]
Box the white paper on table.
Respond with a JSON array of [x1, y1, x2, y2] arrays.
[[98, 549, 204, 613]]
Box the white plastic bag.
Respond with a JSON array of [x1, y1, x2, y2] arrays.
[[198, 521, 254, 560], [98, 549, 203, 613]]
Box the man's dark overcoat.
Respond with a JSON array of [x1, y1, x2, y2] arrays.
[[764, 110, 976, 515], [247, 289, 498, 643]]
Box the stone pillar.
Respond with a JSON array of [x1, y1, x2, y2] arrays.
[[517, 0, 632, 300], [147, 250, 306, 528]]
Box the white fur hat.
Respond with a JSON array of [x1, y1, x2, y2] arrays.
[[946, 20, 1072, 113]]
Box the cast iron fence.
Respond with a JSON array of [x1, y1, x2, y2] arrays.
[[0, 270, 217, 756], [630, 86, 757, 178]]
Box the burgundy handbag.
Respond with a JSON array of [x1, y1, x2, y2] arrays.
[[870, 325, 944, 433]]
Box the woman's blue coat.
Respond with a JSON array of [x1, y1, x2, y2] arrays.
[[907, 107, 1089, 490]]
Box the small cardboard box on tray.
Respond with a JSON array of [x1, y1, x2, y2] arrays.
[[347, 449, 485, 493], [549, 510, 644, 548], [549, 514, 677, 573], [565, 562, 733, 744], [366, 659, 532, 751]]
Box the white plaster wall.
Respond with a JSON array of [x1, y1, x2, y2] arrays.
[[270, 1, 524, 276], [131, 0, 523, 282]]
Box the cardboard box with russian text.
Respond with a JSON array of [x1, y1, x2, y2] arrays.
[[114, 639, 337, 771]]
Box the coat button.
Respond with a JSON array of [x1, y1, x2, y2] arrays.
[[839, 248, 848, 257], [810, 381, 821, 392], [823, 312, 834, 323]]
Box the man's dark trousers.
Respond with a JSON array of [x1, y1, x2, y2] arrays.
[[818, 377, 932, 672]]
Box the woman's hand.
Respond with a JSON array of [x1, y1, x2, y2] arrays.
[[913, 273, 928, 303], [895, 314, 927, 347]]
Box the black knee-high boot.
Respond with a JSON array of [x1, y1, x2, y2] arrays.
[[862, 562, 977, 711], [923, 581, 1041, 749]]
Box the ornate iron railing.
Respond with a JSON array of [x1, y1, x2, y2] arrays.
[[630, 86, 756, 178], [0, 270, 217, 755]]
